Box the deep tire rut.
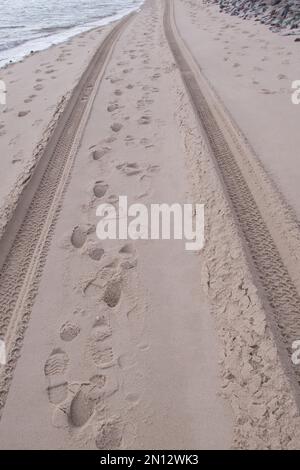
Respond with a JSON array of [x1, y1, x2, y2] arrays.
[[0, 14, 133, 415], [164, 0, 300, 383]]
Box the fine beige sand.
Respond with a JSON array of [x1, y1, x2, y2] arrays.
[[176, 0, 300, 219], [1, 0, 300, 451]]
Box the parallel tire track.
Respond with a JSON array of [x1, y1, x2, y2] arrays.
[[0, 14, 133, 415], [164, 0, 300, 382]]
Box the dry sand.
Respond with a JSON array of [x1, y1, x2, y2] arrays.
[[1, 0, 300, 450], [177, 0, 300, 219]]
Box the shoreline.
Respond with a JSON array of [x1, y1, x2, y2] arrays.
[[0, 3, 144, 69], [0, 19, 122, 237]]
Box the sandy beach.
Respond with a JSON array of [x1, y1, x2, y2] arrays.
[[1, 0, 300, 450]]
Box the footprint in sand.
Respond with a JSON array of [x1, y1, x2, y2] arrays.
[[91, 147, 111, 161], [116, 162, 142, 176], [125, 135, 135, 146], [47, 381, 68, 405], [103, 277, 122, 308], [95, 419, 123, 450], [87, 243, 105, 261], [107, 103, 119, 112], [260, 89, 276, 95], [44, 348, 69, 377], [138, 115, 151, 125], [119, 243, 135, 256], [93, 181, 109, 198], [60, 322, 81, 342], [88, 335, 114, 368], [111, 122, 123, 133], [69, 385, 95, 427], [18, 110, 30, 117], [120, 256, 138, 272], [90, 374, 106, 391], [71, 226, 87, 248]]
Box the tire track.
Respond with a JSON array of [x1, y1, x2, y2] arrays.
[[164, 0, 300, 382], [0, 14, 133, 415]]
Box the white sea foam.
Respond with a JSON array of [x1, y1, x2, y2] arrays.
[[0, 0, 144, 68]]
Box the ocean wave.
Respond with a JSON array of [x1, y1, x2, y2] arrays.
[[0, 0, 144, 68]]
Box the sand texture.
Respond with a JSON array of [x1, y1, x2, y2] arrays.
[[0, 0, 300, 450]]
